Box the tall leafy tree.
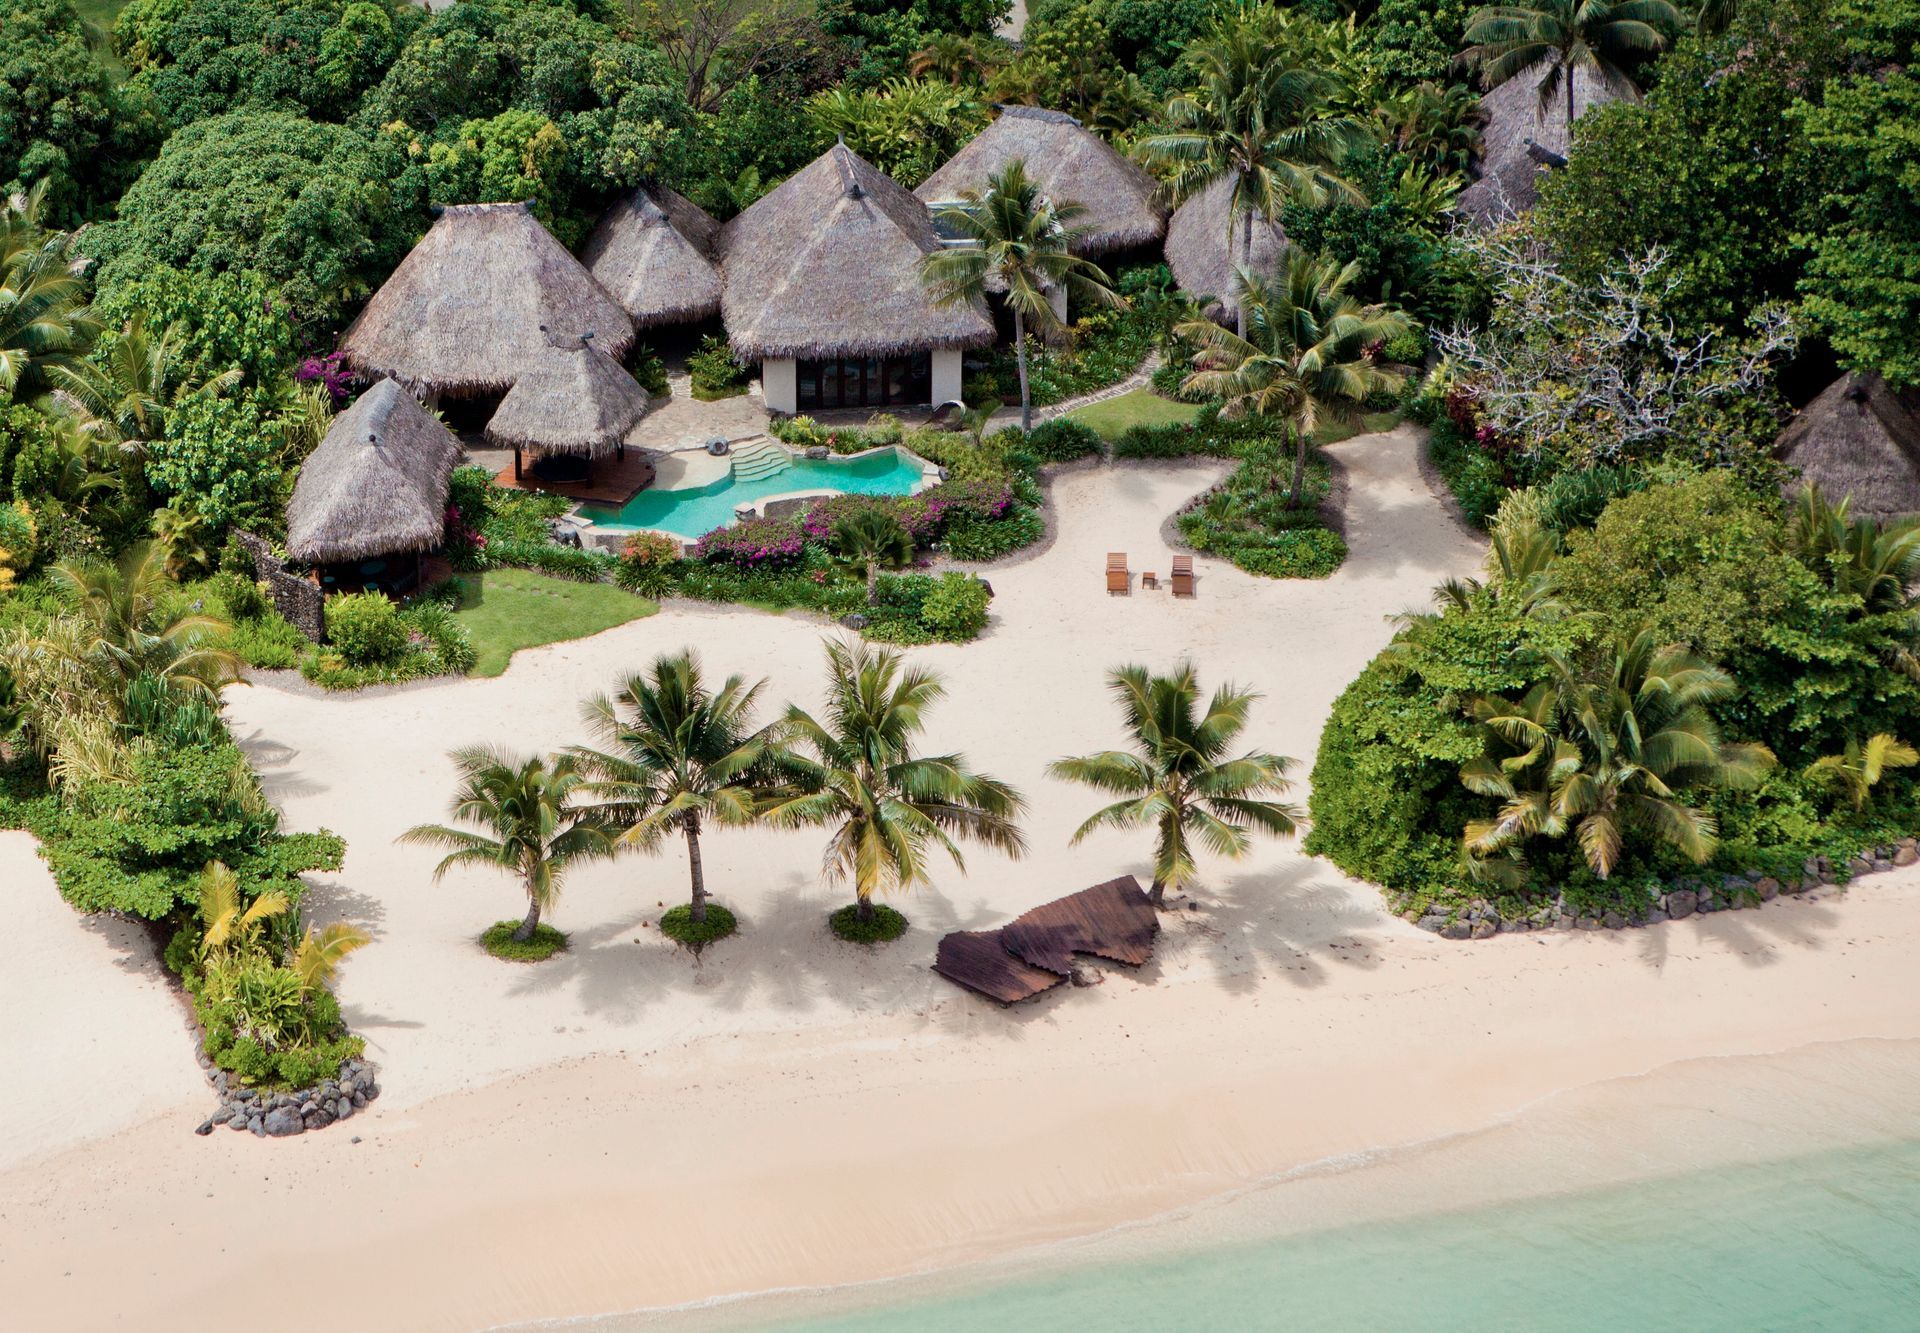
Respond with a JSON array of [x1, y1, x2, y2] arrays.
[[762, 638, 1025, 928], [1051, 663, 1298, 907], [401, 748, 613, 943], [1137, 7, 1367, 336], [571, 650, 778, 926], [923, 158, 1124, 429], [1177, 247, 1411, 504], [1460, 0, 1680, 132]]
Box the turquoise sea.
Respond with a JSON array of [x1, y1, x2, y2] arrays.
[[583, 449, 927, 538]]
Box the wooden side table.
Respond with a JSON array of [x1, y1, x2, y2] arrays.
[[1142, 571, 1159, 589]]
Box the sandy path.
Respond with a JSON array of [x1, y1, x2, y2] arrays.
[[18, 430, 1918, 1330]]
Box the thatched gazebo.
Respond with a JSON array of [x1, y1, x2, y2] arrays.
[[717, 140, 995, 415], [1455, 63, 1618, 228], [917, 106, 1166, 258], [484, 332, 652, 489], [580, 185, 723, 329], [338, 202, 634, 402], [1164, 175, 1291, 325], [286, 378, 463, 595], [1775, 372, 1920, 522]]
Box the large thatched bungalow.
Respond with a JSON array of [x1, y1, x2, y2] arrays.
[[484, 333, 652, 490], [917, 106, 1166, 258], [579, 185, 723, 329], [1455, 63, 1618, 227], [338, 202, 634, 402], [1775, 372, 1920, 522], [286, 378, 463, 595], [718, 141, 994, 415], [1164, 175, 1291, 324]]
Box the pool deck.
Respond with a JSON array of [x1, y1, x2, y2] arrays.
[[492, 450, 659, 505]]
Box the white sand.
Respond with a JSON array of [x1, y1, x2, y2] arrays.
[[9, 428, 1920, 1331]]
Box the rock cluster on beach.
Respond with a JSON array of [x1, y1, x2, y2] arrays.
[[193, 1057, 381, 1138], [1407, 838, 1919, 940]]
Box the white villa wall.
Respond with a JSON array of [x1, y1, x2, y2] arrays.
[[932, 348, 964, 407], [762, 357, 798, 415]]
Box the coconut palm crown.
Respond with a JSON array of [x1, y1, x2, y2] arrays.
[[1460, 0, 1680, 131], [1051, 663, 1299, 906]]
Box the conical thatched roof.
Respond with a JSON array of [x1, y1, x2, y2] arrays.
[[1164, 176, 1290, 323], [482, 333, 651, 457], [286, 379, 463, 564], [717, 141, 994, 360], [580, 185, 723, 328], [1775, 372, 1920, 521], [1455, 62, 1618, 228], [916, 106, 1166, 255], [339, 202, 634, 395]]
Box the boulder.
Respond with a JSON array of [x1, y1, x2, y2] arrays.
[[195, 1117, 216, 1136], [336, 1098, 354, 1120], [1441, 920, 1471, 940], [1666, 889, 1697, 920], [1576, 916, 1601, 931], [1896, 843, 1918, 867], [1471, 919, 1497, 940], [1645, 908, 1669, 925], [1756, 877, 1780, 901], [1602, 910, 1627, 930], [263, 1108, 304, 1137]]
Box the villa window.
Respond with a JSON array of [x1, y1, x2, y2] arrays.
[[797, 353, 932, 410]]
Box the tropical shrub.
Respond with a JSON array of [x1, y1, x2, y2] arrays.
[[688, 335, 750, 399], [693, 515, 806, 570], [614, 531, 680, 595], [324, 592, 406, 665], [918, 571, 991, 638], [1023, 417, 1103, 463]]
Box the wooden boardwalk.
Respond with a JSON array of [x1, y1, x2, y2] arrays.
[[492, 451, 657, 506]]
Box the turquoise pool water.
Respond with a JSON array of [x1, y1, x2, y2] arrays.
[[584, 448, 928, 539]]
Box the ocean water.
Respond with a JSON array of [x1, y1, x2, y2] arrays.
[[584, 449, 928, 538], [571, 1040, 1920, 1333]]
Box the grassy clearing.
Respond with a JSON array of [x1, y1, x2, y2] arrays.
[[450, 568, 657, 676], [1064, 389, 1202, 440], [1314, 411, 1404, 446]]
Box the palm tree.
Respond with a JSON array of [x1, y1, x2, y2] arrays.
[[51, 541, 241, 702], [1787, 486, 1920, 679], [1178, 248, 1412, 505], [400, 747, 613, 943], [761, 638, 1026, 928], [1806, 734, 1919, 813], [197, 861, 291, 964], [292, 921, 372, 994], [923, 159, 1125, 431], [0, 184, 98, 400], [832, 509, 914, 605], [1136, 11, 1368, 336], [52, 313, 239, 457], [1050, 663, 1299, 907], [910, 33, 997, 86], [1461, 1, 1680, 134], [1461, 629, 1774, 881], [571, 650, 777, 927]]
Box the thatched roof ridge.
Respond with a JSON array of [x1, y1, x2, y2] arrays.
[[339, 202, 634, 395], [1775, 372, 1920, 521], [483, 334, 651, 457], [1164, 175, 1290, 323], [1455, 62, 1619, 227], [580, 186, 723, 328], [286, 379, 462, 564], [916, 105, 1166, 254], [717, 141, 994, 360]]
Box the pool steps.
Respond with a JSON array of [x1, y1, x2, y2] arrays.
[[728, 438, 792, 482]]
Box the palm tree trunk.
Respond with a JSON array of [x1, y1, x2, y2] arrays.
[[684, 817, 707, 924], [1237, 209, 1254, 340], [1014, 307, 1032, 433], [856, 895, 875, 925], [1148, 878, 1167, 908], [1565, 62, 1576, 137], [512, 893, 542, 942], [866, 557, 879, 606], [1289, 424, 1308, 507]]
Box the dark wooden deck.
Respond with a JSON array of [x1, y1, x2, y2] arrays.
[[931, 875, 1160, 1005], [492, 451, 657, 506]]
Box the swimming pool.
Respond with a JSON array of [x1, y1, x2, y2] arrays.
[[582, 447, 932, 539]]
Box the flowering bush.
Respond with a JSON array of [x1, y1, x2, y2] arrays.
[[692, 515, 805, 569], [295, 352, 354, 405]]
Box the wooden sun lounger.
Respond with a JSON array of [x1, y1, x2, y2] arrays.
[[1107, 552, 1129, 595], [1171, 555, 1195, 598], [1107, 552, 1127, 570]]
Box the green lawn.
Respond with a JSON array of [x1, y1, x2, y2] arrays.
[[1064, 389, 1203, 440], [1314, 411, 1404, 445], [450, 569, 657, 677]]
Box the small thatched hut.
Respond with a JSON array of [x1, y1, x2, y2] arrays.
[[338, 202, 634, 400], [580, 185, 723, 329], [1164, 175, 1290, 324], [916, 106, 1166, 258], [286, 378, 463, 594], [1775, 372, 1920, 522], [484, 333, 651, 485], [1455, 63, 1618, 227], [717, 141, 994, 414]]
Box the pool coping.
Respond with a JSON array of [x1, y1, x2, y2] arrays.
[[573, 442, 940, 550]]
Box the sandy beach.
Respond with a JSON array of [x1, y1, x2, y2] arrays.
[[8, 428, 1920, 1331]]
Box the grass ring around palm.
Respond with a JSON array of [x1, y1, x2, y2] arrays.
[[828, 903, 909, 944], [659, 902, 738, 948], [480, 921, 568, 962]]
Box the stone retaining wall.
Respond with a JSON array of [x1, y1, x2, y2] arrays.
[[235, 532, 324, 642], [1408, 838, 1918, 939], [194, 1056, 381, 1138]]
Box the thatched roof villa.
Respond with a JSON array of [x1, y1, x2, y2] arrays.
[[286, 378, 463, 593], [1455, 63, 1618, 228], [580, 185, 724, 329], [717, 141, 994, 415], [916, 106, 1166, 258], [1164, 175, 1291, 324], [338, 202, 634, 400], [1775, 372, 1920, 522], [484, 333, 652, 493]]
